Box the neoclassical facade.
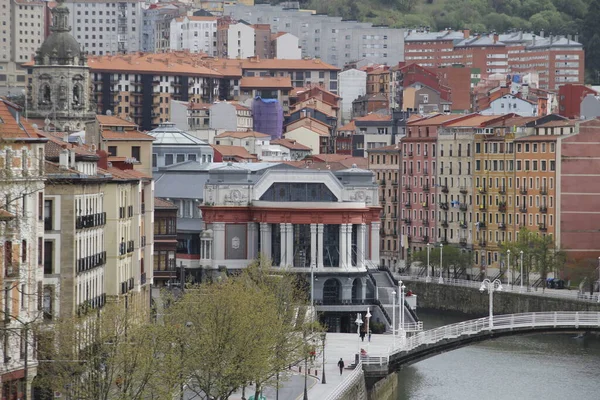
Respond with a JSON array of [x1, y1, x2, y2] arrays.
[[200, 164, 384, 329], [26, 0, 96, 132]]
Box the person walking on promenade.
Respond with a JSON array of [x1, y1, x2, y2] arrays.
[[337, 358, 345, 375], [360, 330, 365, 342]]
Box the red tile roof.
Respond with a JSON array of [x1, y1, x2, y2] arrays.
[[102, 129, 155, 141], [155, 197, 177, 208], [337, 121, 356, 131], [270, 138, 312, 151], [355, 113, 392, 122], [0, 99, 45, 139], [240, 76, 293, 89], [211, 144, 257, 160], [97, 115, 138, 127]]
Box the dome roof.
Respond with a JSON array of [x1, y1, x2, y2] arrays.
[[38, 32, 82, 61], [148, 122, 210, 146]]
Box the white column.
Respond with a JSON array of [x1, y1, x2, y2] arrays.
[[213, 222, 225, 263], [370, 222, 380, 267], [339, 224, 347, 268], [247, 222, 257, 260], [347, 224, 354, 267], [361, 279, 367, 301], [357, 223, 366, 269], [259, 222, 271, 259], [310, 223, 317, 268], [317, 223, 324, 269], [286, 223, 294, 267], [280, 223, 286, 267]]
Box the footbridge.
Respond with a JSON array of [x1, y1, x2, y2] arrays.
[[362, 311, 600, 379]]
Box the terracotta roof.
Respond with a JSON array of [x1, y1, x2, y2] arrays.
[[513, 135, 560, 142], [188, 102, 211, 111], [355, 113, 392, 122], [271, 32, 288, 40], [270, 138, 311, 151], [102, 129, 156, 141], [88, 52, 222, 77], [285, 117, 330, 136], [408, 113, 465, 126], [312, 154, 353, 163], [444, 114, 505, 128], [211, 144, 257, 160], [337, 121, 356, 131], [155, 197, 178, 209], [104, 166, 152, 180], [536, 120, 576, 128], [366, 144, 401, 153], [338, 157, 368, 169], [241, 57, 340, 71], [0, 99, 46, 139], [41, 133, 98, 159], [97, 115, 137, 127], [215, 131, 270, 139], [240, 76, 293, 89]]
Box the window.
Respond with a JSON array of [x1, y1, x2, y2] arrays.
[[107, 146, 117, 156], [152, 153, 157, 168], [188, 154, 197, 161], [165, 154, 174, 166], [176, 154, 185, 163], [131, 146, 140, 161], [44, 240, 53, 274]]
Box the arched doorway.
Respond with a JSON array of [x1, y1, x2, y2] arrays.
[[351, 278, 363, 304], [322, 278, 341, 305]]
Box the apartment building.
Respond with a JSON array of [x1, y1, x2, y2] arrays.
[[271, 32, 302, 60], [153, 198, 178, 286], [0, 0, 46, 91], [142, 2, 188, 53], [367, 145, 401, 269], [225, 3, 404, 67], [403, 30, 466, 68], [0, 99, 47, 399], [169, 15, 218, 55], [338, 68, 367, 123], [216, 20, 255, 59], [239, 76, 292, 113]]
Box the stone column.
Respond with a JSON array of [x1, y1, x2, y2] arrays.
[[347, 224, 354, 267], [310, 223, 317, 268], [339, 224, 347, 268], [357, 223, 366, 269], [213, 222, 226, 262], [361, 278, 367, 302], [259, 222, 269, 258], [280, 223, 286, 267], [286, 223, 294, 267], [247, 222, 257, 260], [370, 222, 381, 267], [317, 223, 324, 269]]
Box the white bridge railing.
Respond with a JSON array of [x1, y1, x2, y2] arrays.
[[324, 360, 364, 400], [363, 312, 600, 365]]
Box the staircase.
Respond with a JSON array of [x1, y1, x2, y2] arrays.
[[372, 268, 418, 333]]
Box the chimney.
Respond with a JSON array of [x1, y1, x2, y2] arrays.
[[96, 149, 109, 170], [463, 29, 470, 39], [493, 33, 499, 43], [59, 149, 69, 170]]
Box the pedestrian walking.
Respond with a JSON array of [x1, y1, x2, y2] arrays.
[[337, 358, 345, 375], [368, 330, 372, 342], [360, 330, 365, 342]]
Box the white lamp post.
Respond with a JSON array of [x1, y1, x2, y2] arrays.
[[507, 249, 511, 289], [355, 313, 363, 356], [310, 264, 314, 318], [365, 307, 372, 351], [439, 243, 444, 284], [520, 250, 524, 293], [391, 290, 396, 339], [426, 243, 431, 283], [398, 282, 406, 342], [479, 278, 503, 329]]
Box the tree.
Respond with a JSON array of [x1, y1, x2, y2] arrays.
[[567, 256, 598, 295], [35, 302, 179, 400], [411, 245, 472, 279]]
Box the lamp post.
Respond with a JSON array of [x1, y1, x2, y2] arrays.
[[320, 332, 327, 384], [479, 279, 503, 329], [507, 249, 511, 289], [439, 243, 444, 284], [310, 263, 314, 318], [520, 250, 524, 293], [365, 307, 372, 352], [426, 243, 431, 283], [391, 290, 396, 339], [22, 88, 27, 120], [398, 282, 406, 343], [355, 313, 363, 356], [303, 351, 308, 400]]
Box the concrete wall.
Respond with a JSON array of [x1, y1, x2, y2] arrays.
[[367, 371, 397, 400], [402, 280, 600, 316], [337, 369, 367, 400]]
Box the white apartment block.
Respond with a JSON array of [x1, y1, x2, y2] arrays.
[[142, 3, 187, 53], [217, 21, 254, 59], [65, 0, 145, 55], [170, 16, 218, 55], [0, 0, 46, 92], [272, 32, 301, 60]]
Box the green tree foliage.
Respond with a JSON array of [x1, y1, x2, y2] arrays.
[[411, 245, 472, 278]]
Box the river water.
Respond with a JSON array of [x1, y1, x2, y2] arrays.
[[396, 310, 600, 400]]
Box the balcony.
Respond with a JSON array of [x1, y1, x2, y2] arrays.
[[422, 202, 429, 209], [478, 221, 487, 229], [423, 184, 430, 192], [76, 251, 107, 274], [76, 212, 107, 230], [404, 184, 412, 191], [423, 219, 430, 227], [519, 206, 528, 213], [499, 203, 507, 212], [422, 235, 430, 243], [459, 203, 467, 212], [141, 203, 146, 214], [407, 235, 412, 243], [408, 169, 414, 176], [499, 186, 506, 195], [141, 272, 147, 285], [119, 242, 126, 256], [141, 236, 146, 247], [423, 169, 429, 176], [423, 152, 429, 158], [520, 188, 528, 195], [479, 204, 486, 211], [479, 240, 487, 247], [128, 205, 134, 218], [5, 264, 18, 278], [539, 223, 548, 232], [459, 187, 468, 194], [540, 206, 548, 213], [441, 220, 449, 228], [440, 202, 449, 210], [404, 202, 412, 208], [499, 223, 506, 230], [478, 187, 487, 194], [403, 218, 412, 225], [459, 238, 467, 246], [127, 240, 135, 253], [540, 186, 548, 195], [460, 222, 468, 229], [441, 185, 449, 193], [391, 180, 398, 186], [406, 151, 413, 157]]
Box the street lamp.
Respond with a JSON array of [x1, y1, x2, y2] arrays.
[[426, 243, 431, 283], [439, 243, 444, 284], [320, 332, 327, 384], [480, 279, 503, 328], [391, 290, 396, 339], [398, 282, 406, 342], [520, 250, 524, 293], [303, 330, 309, 400], [355, 313, 363, 356], [507, 250, 511, 289], [365, 307, 372, 351]]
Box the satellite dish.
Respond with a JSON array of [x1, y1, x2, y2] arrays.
[[106, 110, 113, 116]]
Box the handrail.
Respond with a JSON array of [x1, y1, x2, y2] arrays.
[[363, 311, 600, 365], [325, 360, 364, 400]]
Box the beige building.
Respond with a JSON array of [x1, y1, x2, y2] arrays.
[[214, 130, 271, 156], [0, 0, 46, 92], [284, 117, 330, 154], [0, 99, 47, 398], [367, 145, 401, 269]]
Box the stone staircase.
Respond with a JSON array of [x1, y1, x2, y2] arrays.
[[370, 270, 417, 333]]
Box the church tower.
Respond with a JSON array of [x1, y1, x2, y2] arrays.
[[27, 0, 96, 132]]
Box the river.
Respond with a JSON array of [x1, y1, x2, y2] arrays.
[[396, 310, 600, 400]]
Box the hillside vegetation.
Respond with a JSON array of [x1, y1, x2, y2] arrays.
[[268, 0, 600, 80]]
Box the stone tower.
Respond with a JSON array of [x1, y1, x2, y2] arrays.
[[27, 0, 96, 132]]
